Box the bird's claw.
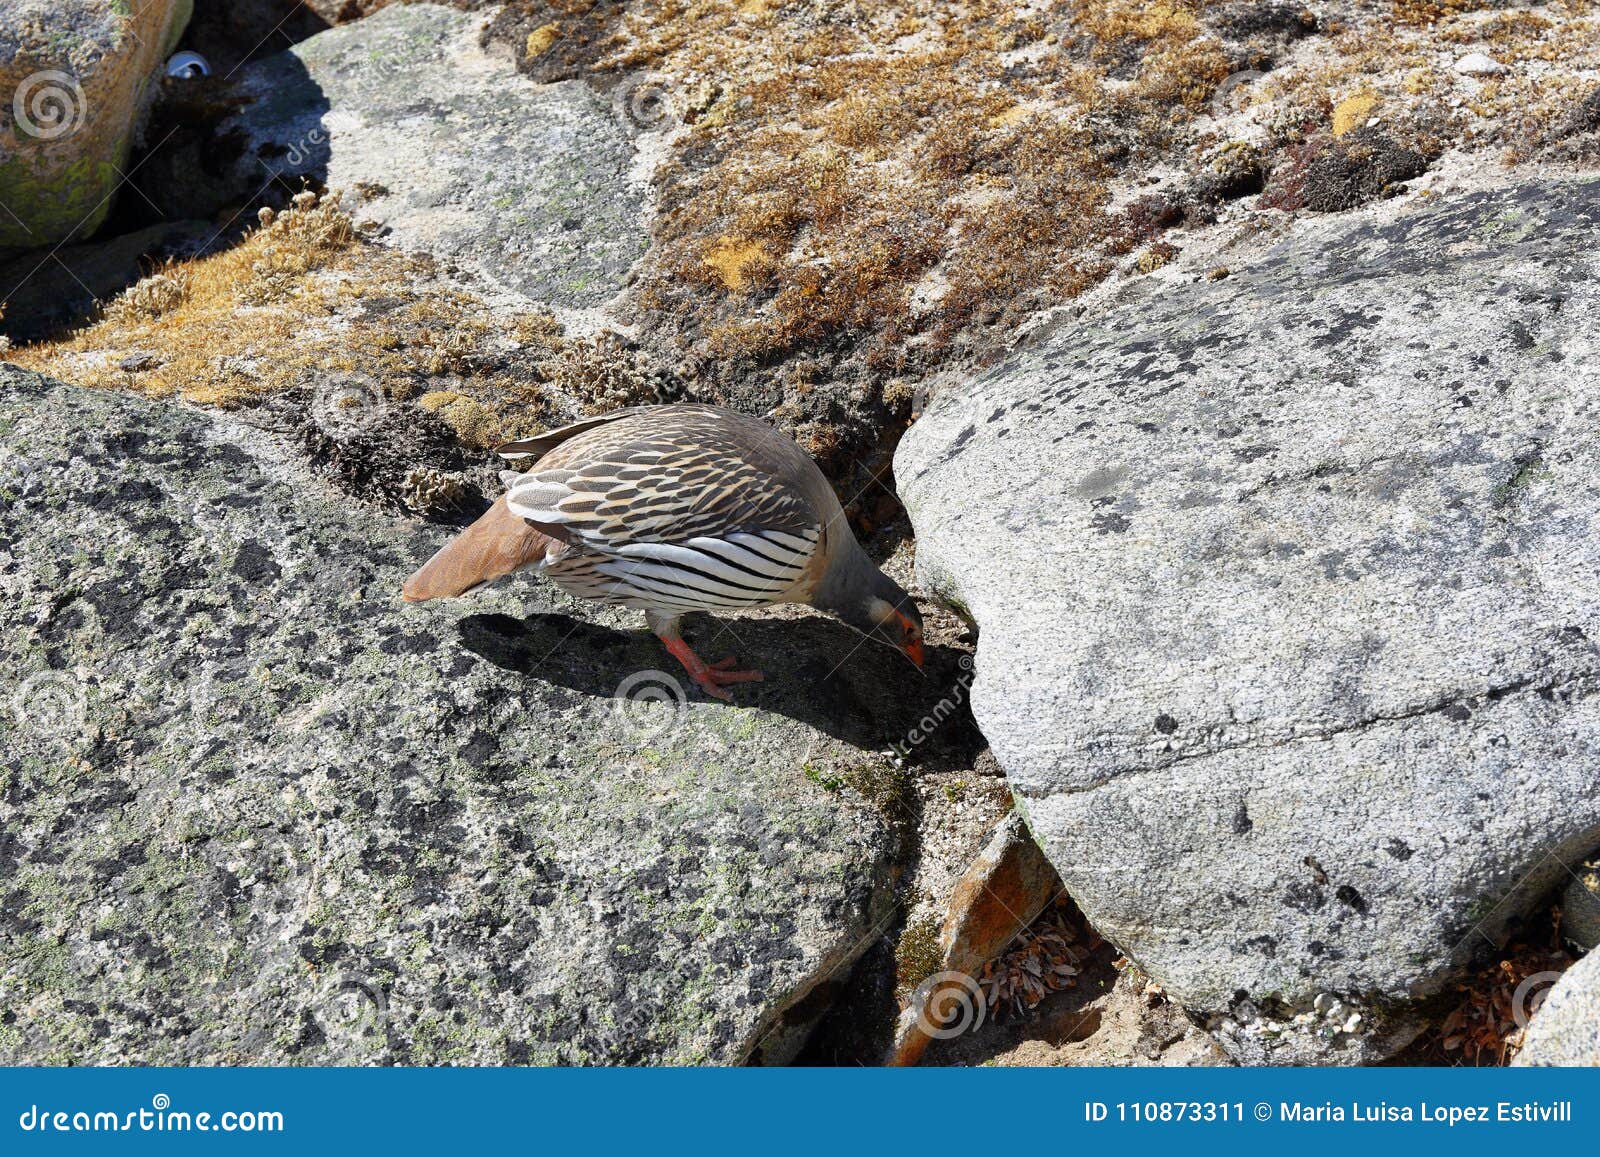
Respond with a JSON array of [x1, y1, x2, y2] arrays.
[[658, 636, 763, 700], [692, 663, 764, 700]]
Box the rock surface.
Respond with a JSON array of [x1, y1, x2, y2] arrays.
[[0, 219, 214, 343], [0, 367, 905, 1065], [891, 812, 1060, 1066], [897, 178, 1600, 1063], [0, 0, 192, 251], [219, 3, 647, 309], [1514, 951, 1600, 1067], [1563, 861, 1600, 953]]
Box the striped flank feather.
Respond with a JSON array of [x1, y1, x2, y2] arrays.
[[494, 405, 834, 617]]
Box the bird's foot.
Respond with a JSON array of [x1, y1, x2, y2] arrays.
[[695, 667, 765, 700], [659, 637, 764, 701]]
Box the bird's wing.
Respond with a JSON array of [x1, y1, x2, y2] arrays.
[[504, 439, 824, 605], [494, 408, 657, 466]]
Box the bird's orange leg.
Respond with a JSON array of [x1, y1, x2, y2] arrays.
[[656, 634, 764, 702]]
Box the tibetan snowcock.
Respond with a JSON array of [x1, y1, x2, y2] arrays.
[[402, 404, 924, 698]]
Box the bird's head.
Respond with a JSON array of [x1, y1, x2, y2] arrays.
[[825, 562, 925, 669]]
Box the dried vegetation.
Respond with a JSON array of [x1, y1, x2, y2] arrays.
[[14, 0, 1600, 496], [484, 0, 1599, 475], [13, 192, 667, 455]]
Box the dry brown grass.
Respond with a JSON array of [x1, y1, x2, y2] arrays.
[[13, 191, 664, 451], [19, 1, 1600, 479], [485, 0, 1598, 448], [614, 0, 1228, 382]]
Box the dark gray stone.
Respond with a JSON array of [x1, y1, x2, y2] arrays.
[[0, 369, 899, 1064]]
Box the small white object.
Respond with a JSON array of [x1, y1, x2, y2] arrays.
[[165, 50, 212, 79], [1454, 53, 1509, 78]]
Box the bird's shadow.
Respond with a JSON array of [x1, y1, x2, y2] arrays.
[[456, 610, 985, 772]]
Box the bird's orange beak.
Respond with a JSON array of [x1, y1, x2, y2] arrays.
[[895, 610, 924, 669]]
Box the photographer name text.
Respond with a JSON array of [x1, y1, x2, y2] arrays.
[[1083, 1100, 1573, 1126]]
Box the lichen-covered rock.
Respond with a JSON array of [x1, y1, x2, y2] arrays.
[[0, 368, 901, 1064], [0, 0, 192, 251], [896, 179, 1600, 1063], [1513, 951, 1600, 1067], [219, 2, 647, 308]]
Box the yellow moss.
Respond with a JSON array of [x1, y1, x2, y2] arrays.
[[526, 22, 561, 57], [1136, 246, 1173, 274], [986, 102, 1033, 129], [895, 914, 944, 998], [417, 390, 465, 412], [1402, 67, 1436, 95], [11, 190, 596, 450], [702, 236, 768, 291], [1332, 89, 1380, 136]]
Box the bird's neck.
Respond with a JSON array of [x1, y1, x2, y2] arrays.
[[809, 538, 876, 619]]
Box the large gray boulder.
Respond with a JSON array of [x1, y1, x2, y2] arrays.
[[0, 368, 902, 1064], [897, 178, 1600, 1063], [189, 3, 647, 307], [1514, 951, 1600, 1066]]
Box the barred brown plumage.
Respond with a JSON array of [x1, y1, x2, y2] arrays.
[[402, 403, 924, 699]]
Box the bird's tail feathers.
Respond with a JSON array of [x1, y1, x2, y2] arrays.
[[401, 496, 552, 602]]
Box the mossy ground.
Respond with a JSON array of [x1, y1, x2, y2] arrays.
[[476, 0, 1598, 480], [12, 192, 665, 457], [15, 1, 1600, 500]]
